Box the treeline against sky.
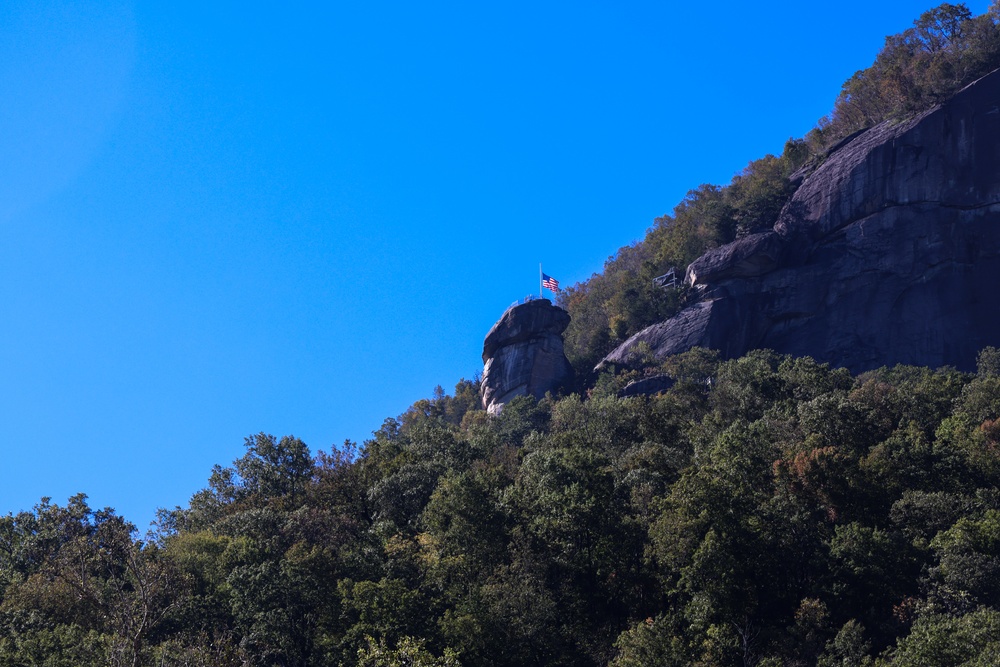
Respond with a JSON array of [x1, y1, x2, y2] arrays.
[[558, 2, 1000, 377], [5, 350, 1000, 665]]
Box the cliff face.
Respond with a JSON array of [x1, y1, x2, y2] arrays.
[[601, 68, 1000, 374], [481, 299, 573, 415]]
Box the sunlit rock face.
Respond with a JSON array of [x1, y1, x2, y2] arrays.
[[481, 299, 573, 415], [601, 68, 1000, 374]]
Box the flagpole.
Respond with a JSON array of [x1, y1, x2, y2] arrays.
[[539, 263, 543, 300]]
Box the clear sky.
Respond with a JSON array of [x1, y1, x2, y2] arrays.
[[2, 0, 991, 528]]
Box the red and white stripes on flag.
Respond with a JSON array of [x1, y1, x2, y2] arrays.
[[542, 273, 560, 291]]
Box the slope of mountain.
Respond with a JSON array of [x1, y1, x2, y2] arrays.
[[601, 68, 1000, 374]]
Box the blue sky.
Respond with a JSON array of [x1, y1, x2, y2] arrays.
[[2, 0, 990, 528]]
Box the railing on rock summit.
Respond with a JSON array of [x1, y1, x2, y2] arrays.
[[508, 294, 539, 311], [654, 267, 679, 289]]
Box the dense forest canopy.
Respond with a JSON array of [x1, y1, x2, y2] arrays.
[[557, 1, 1000, 378], [6, 4, 1000, 666], [7, 350, 1000, 665]]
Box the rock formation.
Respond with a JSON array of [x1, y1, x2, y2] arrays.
[[481, 299, 574, 415], [601, 68, 1000, 374], [619, 374, 674, 398]]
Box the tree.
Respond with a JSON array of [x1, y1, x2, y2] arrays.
[[928, 509, 1000, 608], [609, 613, 694, 667], [827, 523, 918, 641], [234, 433, 314, 504], [885, 609, 1000, 666], [356, 635, 460, 667], [817, 620, 873, 667]]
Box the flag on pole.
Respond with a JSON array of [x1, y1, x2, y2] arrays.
[[541, 273, 560, 292]]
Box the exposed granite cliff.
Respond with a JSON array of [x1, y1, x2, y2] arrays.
[[601, 68, 1000, 374], [481, 299, 573, 415]]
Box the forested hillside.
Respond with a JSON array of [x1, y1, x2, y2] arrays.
[[558, 2, 1000, 377], [6, 3, 1000, 666], [5, 351, 1000, 665]]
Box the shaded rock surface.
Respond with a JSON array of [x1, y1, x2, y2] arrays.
[[602, 68, 1000, 374], [685, 231, 785, 285], [619, 374, 675, 398], [481, 299, 574, 415]]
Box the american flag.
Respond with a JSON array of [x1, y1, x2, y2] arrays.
[[542, 273, 560, 291]]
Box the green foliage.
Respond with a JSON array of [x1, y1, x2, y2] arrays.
[[818, 619, 874, 667], [821, 3, 1000, 144], [356, 635, 461, 667], [883, 609, 1000, 666], [828, 523, 917, 636], [928, 509, 1000, 608], [7, 346, 1000, 665], [609, 613, 693, 667], [0, 622, 109, 667], [976, 346, 1000, 377], [235, 432, 314, 504]]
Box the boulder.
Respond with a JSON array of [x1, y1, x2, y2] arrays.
[[600, 68, 1000, 374], [685, 231, 785, 285], [481, 299, 574, 415]]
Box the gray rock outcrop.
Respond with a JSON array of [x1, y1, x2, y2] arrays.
[[481, 299, 574, 415], [601, 68, 1000, 374], [619, 374, 675, 398]]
